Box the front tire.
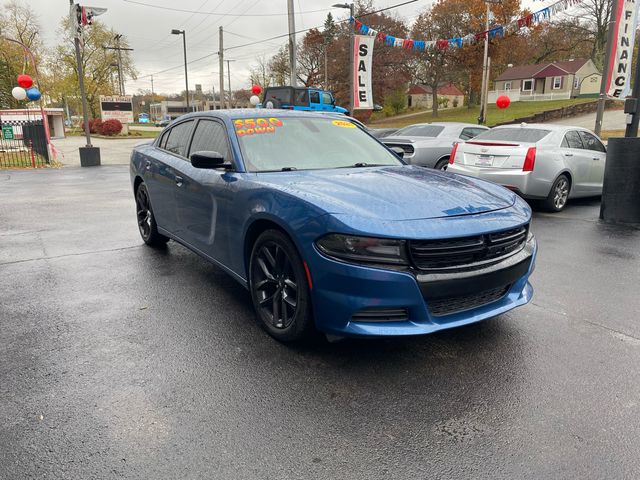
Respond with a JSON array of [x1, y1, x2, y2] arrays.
[[543, 174, 571, 212], [135, 182, 170, 246], [249, 229, 314, 342]]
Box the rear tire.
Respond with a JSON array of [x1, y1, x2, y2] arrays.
[[264, 98, 281, 109], [543, 174, 571, 212], [135, 183, 170, 246], [249, 229, 315, 343], [434, 158, 449, 171]]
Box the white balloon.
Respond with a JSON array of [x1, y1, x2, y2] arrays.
[[12, 86, 26, 101], [249, 95, 260, 106]]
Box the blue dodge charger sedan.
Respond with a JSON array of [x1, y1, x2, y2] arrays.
[[130, 110, 536, 342]]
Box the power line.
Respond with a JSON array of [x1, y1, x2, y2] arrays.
[[123, 0, 331, 17], [134, 0, 418, 79]]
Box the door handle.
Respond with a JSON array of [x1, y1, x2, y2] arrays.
[[592, 157, 600, 161], [145, 160, 151, 170], [564, 152, 573, 157], [175, 175, 183, 187]]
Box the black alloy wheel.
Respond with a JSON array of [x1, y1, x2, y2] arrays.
[[135, 183, 169, 246], [249, 230, 314, 342]]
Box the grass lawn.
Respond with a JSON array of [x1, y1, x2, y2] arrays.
[[370, 98, 595, 128]]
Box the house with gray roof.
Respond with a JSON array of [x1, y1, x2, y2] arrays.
[[489, 59, 601, 103]]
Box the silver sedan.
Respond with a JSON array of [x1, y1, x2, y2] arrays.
[[382, 122, 489, 170], [447, 124, 606, 212]]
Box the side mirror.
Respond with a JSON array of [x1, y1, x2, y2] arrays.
[[390, 146, 404, 158], [373, 104, 383, 112], [190, 150, 232, 170]]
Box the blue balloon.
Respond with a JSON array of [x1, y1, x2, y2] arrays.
[[26, 87, 41, 101]]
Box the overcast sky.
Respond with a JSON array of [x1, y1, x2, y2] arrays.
[[32, 0, 555, 96], [31, 0, 428, 95]]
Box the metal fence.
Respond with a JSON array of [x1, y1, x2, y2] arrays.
[[0, 119, 50, 168]]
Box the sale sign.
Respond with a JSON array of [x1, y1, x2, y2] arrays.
[[605, 0, 639, 99], [353, 35, 374, 110]]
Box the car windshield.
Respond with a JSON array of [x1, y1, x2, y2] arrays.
[[234, 116, 403, 172], [394, 125, 445, 137], [473, 128, 551, 143]]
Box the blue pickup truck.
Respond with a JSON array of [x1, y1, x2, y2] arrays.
[[258, 86, 348, 114]]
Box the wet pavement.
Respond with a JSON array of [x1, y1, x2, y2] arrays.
[[1, 166, 639, 479]]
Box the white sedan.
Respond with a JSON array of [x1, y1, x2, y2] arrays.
[[447, 124, 606, 212]]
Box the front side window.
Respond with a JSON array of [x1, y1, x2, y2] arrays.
[[163, 120, 194, 157], [394, 125, 445, 137], [562, 131, 584, 149], [188, 119, 232, 161], [522, 79, 533, 91], [578, 131, 606, 152], [233, 116, 403, 172], [553, 76, 562, 89], [322, 93, 333, 105]]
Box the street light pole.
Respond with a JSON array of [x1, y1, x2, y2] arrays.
[[332, 3, 354, 115], [226, 59, 235, 108], [172, 29, 190, 112]]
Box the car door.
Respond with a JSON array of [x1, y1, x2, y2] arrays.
[[321, 92, 334, 112], [309, 91, 322, 111], [560, 130, 591, 193], [145, 120, 195, 234], [171, 118, 237, 263], [578, 130, 607, 193]]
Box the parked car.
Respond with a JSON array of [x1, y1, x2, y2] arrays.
[[155, 119, 170, 128], [382, 122, 489, 170], [259, 86, 348, 114], [130, 110, 536, 342], [368, 127, 399, 139], [447, 123, 606, 212]]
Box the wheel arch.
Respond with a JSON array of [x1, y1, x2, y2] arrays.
[[243, 217, 300, 280], [556, 170, 573, 194], [133, 175, 144, 193]]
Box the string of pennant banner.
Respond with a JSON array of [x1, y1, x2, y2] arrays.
[[351, 0, 583, 51]]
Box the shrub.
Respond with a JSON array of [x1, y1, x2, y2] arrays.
[[385, 88, 407, 115], [452, 98, 459, 108], [80, 118, 102, 134], [98, 119, 123, 136]]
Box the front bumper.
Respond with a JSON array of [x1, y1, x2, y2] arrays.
[[307, 235, 536, 337], [447, 164, 551, 199]]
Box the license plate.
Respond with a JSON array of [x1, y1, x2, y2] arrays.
[[475, 155, 494, 166]]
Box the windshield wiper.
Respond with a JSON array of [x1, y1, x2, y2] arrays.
[[345, 162, 387, 168]]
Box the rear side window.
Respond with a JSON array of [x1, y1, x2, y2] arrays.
[[294, 89, 309, 106], [562, 131, 584, 149], [163, 120, 194, 157], [265, 88, 292, 104], [460, 127, 488, 140], [188, 119, 232, 161], [309, 91, 320, 103], [395, 125, 445, 137], [473, 128, 551, 143], [578, 131, 606, 152]]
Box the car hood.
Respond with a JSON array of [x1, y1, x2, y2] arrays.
[[254, 165, 516, 221]]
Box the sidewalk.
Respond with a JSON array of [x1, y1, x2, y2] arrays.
[[51, 135, 153, 166]]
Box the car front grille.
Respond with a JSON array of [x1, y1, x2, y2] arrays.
[[409, 225, 528, 271], [428, 285, 510, 317], [384, 143, 414, 155]]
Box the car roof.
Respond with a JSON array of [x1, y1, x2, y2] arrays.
[[492, 123, 593, 132], [177, 109, 346, 121], [399, 122, 487, 129]]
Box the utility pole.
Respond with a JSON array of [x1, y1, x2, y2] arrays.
[[478, 2, 490, 124], [287, 0, 297, 86], [226, 59, 235, 108], [103, 34, 133, 95], [595, 0, 619, 136], [150, 74, 154, 97], [332, 3, 354, 114], [219, 26, 225, 109], [483, 57, 491, 123]]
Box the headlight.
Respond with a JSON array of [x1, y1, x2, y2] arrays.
[[316, 234, 409, 266]]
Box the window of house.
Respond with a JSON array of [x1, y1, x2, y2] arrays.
[[504, 81, 512, 90], [574, 76, 580, 88], [553, 76, 562, 89], [522, 79, 533, 91]]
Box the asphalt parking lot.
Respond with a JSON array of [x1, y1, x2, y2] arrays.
[[1, 166, 640, 479]]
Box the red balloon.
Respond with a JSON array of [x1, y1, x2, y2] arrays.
[[496, 95, 511, 109], [17, 74, 33, 89], [251, 84, 262, 95]]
